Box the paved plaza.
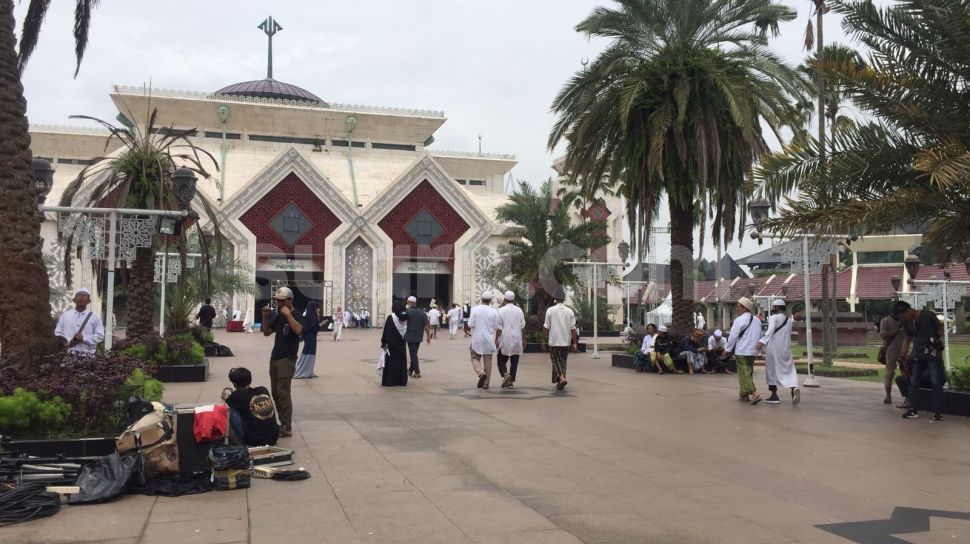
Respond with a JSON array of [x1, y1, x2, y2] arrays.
[[5, 328, 970, 544]]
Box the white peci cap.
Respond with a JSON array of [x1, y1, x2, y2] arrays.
[[74, 287, 91, 297], [504, 290, 515, 301], [772, 299, 786, 307], [274, 287, 294, 300], [714, 329, 723, 338], [658, 325, 668, 333], [481, 290, 494, 300], [407, 296, 417, 303]]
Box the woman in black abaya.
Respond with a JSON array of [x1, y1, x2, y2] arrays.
[[380, 303, 409, 387]]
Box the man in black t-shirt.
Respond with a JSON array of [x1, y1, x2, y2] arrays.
[[196, 298, 217, 334], [222, 367, 279, 446], [261, 287, 303, 437], [893, 301, 946, 421]]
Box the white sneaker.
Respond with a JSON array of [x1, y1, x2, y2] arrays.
[[502, 374, 513, 388], [792, 388, 801, 406]]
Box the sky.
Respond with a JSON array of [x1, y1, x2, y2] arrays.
[[17, 0, 871, 264]]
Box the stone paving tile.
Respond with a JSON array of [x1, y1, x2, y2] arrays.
[[148, 495, 247, 523], [140, 516, 248, 544]]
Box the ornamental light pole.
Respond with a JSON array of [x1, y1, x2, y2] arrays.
[[41, 167, 200, 349]]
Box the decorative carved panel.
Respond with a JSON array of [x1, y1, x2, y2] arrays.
[[344, 238, 373, 314]]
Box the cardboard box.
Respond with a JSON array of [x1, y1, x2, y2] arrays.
[[248, 446, 294, 467]]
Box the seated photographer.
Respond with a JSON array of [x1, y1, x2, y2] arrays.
[[221, 367, 280, 446]]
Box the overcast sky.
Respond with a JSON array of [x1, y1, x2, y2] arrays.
[[17, 0, 870, 263]]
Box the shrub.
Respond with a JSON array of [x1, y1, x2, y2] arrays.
[[119, 332, 204, 367], [948, 367, 970, 392], [167, 325, 212, 345], [124, 368, 165, 402], [1, 350, 159, 435], [0, 388, 72, 438]]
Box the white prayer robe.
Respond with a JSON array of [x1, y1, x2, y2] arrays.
[[760, 312, 799, 388], [468, 304, 501, 355], [496, 303, 525, 356], [54, 308, 105, 354]]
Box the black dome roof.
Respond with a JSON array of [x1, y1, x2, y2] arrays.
[[213, 79, 325, 105]]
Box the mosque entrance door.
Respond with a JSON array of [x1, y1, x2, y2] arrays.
[[392, 261, 451, 308]]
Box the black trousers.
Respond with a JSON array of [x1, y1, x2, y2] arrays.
[[497, 350, 520, 382]]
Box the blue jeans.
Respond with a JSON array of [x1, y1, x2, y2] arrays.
[[906, 355, 945, 414], [228, 408, 246, 444], [407, 341, 422, 374]]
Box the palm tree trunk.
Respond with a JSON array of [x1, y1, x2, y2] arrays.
[[0, 1, 58, 370], [126, 246, 156, 338], [669, 199, 695, 334]]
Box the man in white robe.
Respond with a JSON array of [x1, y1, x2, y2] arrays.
[[496, 291, 525, 388], [447, 304, 461, 339], [54, 288, 105, 355], [757, 299, 801, 405]]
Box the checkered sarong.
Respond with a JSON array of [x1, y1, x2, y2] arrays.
[[550, 346, 569, 383]]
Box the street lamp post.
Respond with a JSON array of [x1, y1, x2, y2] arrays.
[[564, 260, 625, 359], [33, 158, 54, 222]]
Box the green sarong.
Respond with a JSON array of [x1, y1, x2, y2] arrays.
[[736, 355, 756, 396]]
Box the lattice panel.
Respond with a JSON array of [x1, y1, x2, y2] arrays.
[[918, 283, 966, 310], [345, 238, 373, 314], [778, 238, 838, 274]]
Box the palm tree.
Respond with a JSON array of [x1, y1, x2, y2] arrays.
[[756, 0, 970, 265], [163, 257, 257, 330], [59, 101, 219, 338], [0, 1, 97, 370], [550, 0, 805, 332], [489, 179, 610, 324]]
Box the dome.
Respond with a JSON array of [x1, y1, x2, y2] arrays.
[[212, 79, 326, 105]]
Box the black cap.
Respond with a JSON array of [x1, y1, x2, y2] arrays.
[[891, 300, 912, 316]]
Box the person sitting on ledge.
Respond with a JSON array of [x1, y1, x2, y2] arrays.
[[634, 324, 656, 373], [221, 367, 280, 446], [678, 329, 711, 375], [651, 325, 678, 374], [706, 329, 733, 374]]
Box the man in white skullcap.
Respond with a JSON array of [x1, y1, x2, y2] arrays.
[[468, 290, 501, 389], [496, 290, 525, 388], [724, 296, 763, 404], [706, 329, 732, 374], [542, 286, 578, 390], [757, 299, 802, 405], [54, 288, 105, 355]]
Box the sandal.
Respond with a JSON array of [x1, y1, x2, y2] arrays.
[[749, 393, 762, 405]]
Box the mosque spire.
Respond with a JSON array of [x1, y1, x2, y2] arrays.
[[258, 16, 283, 80]]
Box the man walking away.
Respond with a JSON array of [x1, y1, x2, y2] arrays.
[[497, 291, 526, 388], [542, 287, 578, 390], [405, 296, 431, 378], [54, 288, 105, 355], [757, 300, 801, 405], [428, 305, 441, 339], [261, 287, 303, 437], [468, 291, 501, 389], [724, 296, 763, 405], [447, 304, 461, 339], [880, 309, 906, 406], [196, 298, 216, 336], [895, 301, 946, 421], [333, 306, 344, 341], [462, 301, 472, 337]]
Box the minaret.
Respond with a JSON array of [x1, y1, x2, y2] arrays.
[[257, 16, 283, 80]]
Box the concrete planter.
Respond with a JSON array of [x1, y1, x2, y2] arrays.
[[914, 388, 970, 417], [157, 359, 209, 383]]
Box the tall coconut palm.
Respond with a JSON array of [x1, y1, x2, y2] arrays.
[[756, 0, 970, 265], [0, 1, 97, 370], [59, 101, 220, 338], [550, 0, 805, 333], [489, 179, 610, 324]]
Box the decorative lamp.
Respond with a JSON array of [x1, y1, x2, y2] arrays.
[[890, 275, 902, 292], [904, 255, 921, 279], [32, 158, 54, 222], [618, 240, 630, 264], [170, 167, 198, 211]]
